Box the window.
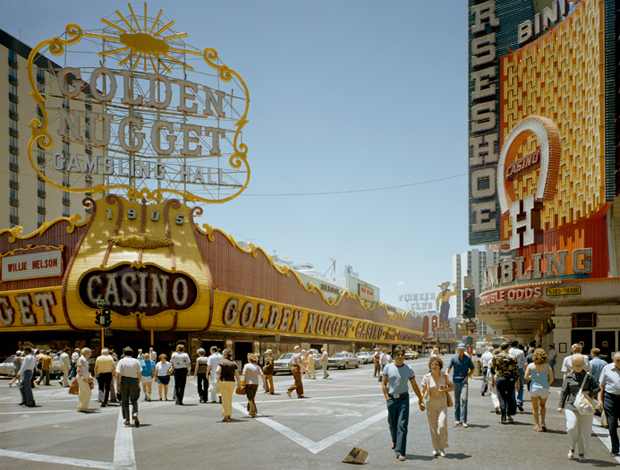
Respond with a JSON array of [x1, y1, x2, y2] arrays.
[[8, 50, 16, 63], [9, 119, 18, 132], [10, 188, 18, 200], [10, 153, 18, 165], [10, 206, 18, 217], [38, 197, 45, 208], [38, 213, 45, 227], [37, 69, 45, 93], [62, 99, 69, 109], [63, 173, 70, 188], [9, 67, 17, 80], [38, 178, 45, 191], [9, 83, 17, 96], [63, 205, 70, 217], [9, 101, 17, 114], [10, 136, 18, 148], [10, 172, 18, 183]]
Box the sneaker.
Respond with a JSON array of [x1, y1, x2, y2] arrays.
[[439, 450, 446, 457], [462, 422, 468, 428], [433, 450, 439, 457], [568, 449, 574, 460], [454, 421, 461, 426], [133, 413, 140, 427], [124, 419, 130, 426]]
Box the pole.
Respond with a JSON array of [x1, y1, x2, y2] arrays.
[[101, 327, 105, 351], [150, 329, 154, 346]]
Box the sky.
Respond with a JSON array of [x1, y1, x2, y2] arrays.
[[3, 1, 472, 310]]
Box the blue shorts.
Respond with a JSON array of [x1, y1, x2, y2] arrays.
[[157, 375, 170, 385]]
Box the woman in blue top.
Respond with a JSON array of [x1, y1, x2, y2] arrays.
[[524, 348, 554, 432], [140, 353, 156, 401]]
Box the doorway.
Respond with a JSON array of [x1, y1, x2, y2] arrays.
[[571, 329, 592, 356], [234, 341, 253, 367], [595, 331, 616, 363], [201, 340, 225, 356]]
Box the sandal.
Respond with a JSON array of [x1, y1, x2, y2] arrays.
[[541, 425, 547, 432], [500, 420, 507, 424], [507, 416, 514, 422], [533, 426, 541, 431]]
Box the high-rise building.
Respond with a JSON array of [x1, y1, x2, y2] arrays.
[[452, 247, 500, 337], [0, 30, 104, 233]]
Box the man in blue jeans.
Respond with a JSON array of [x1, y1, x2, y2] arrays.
[[382, 345, 425, 461], [446, 343, 475, 427]]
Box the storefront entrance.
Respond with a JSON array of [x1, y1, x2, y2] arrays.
[[595, 330, 617, 362], [234, 341, 253, 367], [571, 329, 592, 356]]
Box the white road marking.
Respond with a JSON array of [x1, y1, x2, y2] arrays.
[[0, 409, 114, 415], [233, 395, 420, 454], [113, 408, 137, 470], [592, 417, 620, 463], [0, 449, 115, 469], [253, 392, 383, 404]]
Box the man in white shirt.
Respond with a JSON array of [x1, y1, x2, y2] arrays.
[[60, 347, 72, 387], [598, 352, 620, 456], [17, 347, 36, 407], [321, 347, 329, 379], [509, 341, 526, 411], [69, 348, 80, 380], [170, 344, 191, 405], [116, 347, 142, 426], [206, 346, 223, 403], [480, 347, 494, 396], [561, 343, 590, 380], [548, 345, 557, 375], [149, 347, 157, 364]]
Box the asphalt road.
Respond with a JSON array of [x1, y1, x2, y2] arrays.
[[1, 356, 619, 469]]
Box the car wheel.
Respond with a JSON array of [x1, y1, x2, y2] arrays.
[[355, 363, 359, 368]]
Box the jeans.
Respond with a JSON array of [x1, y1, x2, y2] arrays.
[[196, 373, 208, 401], [480, 367, 488, 394], [387, 394, 410, 457], [174, 368, 188, 404], [97, 372, 112, 404], [120, 376, 140, 421], [495, 376, 516, 421], [19, 370, 35, 406], [549, 360, 556, 377], [68, 363, 77, 380], [38, 370, 51, 385], [453, 381, 469, 423], [604, 392, 620, 454], [516, 368, 524, 404]]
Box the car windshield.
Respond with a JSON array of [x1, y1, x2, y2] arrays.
[[333, 353, 345, 357], [4, 356, 15, 363], [278, 353, 293, 360]]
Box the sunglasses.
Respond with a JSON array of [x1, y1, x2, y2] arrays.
[[395, 353, 405, 357]]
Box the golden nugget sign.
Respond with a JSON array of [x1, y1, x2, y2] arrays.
[[28, 4, 250, 204]]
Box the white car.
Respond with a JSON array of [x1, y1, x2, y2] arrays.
[[0, 355, 17, 376], [327, 352, 360, 370], [273, 353, 293, 374], [356, 352, 374, 364]]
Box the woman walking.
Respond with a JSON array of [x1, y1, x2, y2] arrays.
[[156, 354, 173, 400], [558, 355, 601, 462], [194, 348, 209, 403], [420, 356, 454, 457], [9, 351, 22, 387], [243, 353, 263, 417], [216, 348, 241, 422], [76, 348, 93, 412], [525, 348, 554, 431], [140, 353, 156, 401], [304, 350, 316, 380]]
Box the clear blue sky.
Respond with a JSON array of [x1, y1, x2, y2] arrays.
[[4, 1, 473, 309]]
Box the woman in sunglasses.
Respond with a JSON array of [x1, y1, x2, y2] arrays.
[[558, 354, 601, 462]]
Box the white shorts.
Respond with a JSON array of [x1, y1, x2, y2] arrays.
[[530, 387, 550, 399], [141, 376, 153, 384]]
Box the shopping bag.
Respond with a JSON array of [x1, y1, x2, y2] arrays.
[[575, 372, 597, 415], [68, 380, 79, 395]]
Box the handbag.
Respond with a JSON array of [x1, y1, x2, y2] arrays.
[[235, 384, 246, 395], [445, 391, 453, 407], [575, 372, 597, 415], [68, 380, 79, 395]]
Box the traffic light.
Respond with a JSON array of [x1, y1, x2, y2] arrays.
[[95, 310, 102, 326], [102, 308, 112, 327], [462, 289, 476, 319]]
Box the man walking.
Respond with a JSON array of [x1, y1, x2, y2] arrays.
[[38, 350, 52, 386], [590, 348, 607, 382], [17, 347, 36, 407], [206, 346, 223, 403], [116, 347, 142, 426], [446, 343, 475, 427], [321, 347, 329, 379], [95, 349, 115, 407], [60, 347, 71, 387], [373, 348, 381, 378], [68, 348, 80, 380], [382, 345, 425, 461], [562, 343, 590, 380], [480, 346, 494, 396], [548, 344, 557, 376], [262, 349, 275, 394], [286, 345, 304, 398], [598, 352, 620, 456], [491, 342, 520, 424], [170, 344, 191, 405], [509, 341, 526, 411]]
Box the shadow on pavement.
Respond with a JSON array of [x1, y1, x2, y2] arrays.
[[579, 458, 619, 468], [445, 453, 472, 460]]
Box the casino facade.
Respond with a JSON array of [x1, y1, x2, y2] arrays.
[[468, 0, 620, 363], [0, 6, 425, 361]]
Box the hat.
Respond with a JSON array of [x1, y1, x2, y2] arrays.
[[438, 281, 451, 289], [265, 349, 272, 354], [457, 343, 466, 349]]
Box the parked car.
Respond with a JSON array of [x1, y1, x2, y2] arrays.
[[0, 355, 17, 376], [356, 352, 374, 364], [273, 353, 293, 375], [327, 352, 360, 370], [404, 350, 419, 360]]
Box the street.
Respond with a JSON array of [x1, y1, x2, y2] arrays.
[[1, 357, 619, 469]]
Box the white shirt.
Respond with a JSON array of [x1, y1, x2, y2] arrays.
[[156, 361, 172, 376], [149, 350, 157, 362], [548, 349, 557, 361], [509, 347, 526, 369], [481, 351, 493, 368], [171, 352, 191, 369], [207, 353, 223, 373], [116, 357, 142, 378], [18, 353, 36, 376], [561, 354, 590, 374], [380, 352, 388, 366], [77, 356, 91, 380], [599, 363, 620, 395], [321, 351, 328, 364], [72, 351, 80, 363], [60, 352, 71, 369], [243, 362, 263, 384]]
